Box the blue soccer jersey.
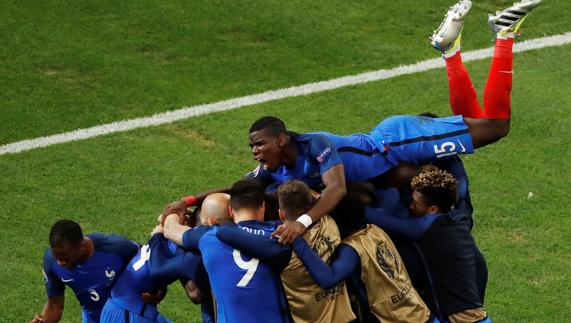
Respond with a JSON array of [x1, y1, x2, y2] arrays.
[[100, 233, 201, 322], [198, 221, 291, 323], [249, 115, 474, 191], [42, 233, 139, 323]]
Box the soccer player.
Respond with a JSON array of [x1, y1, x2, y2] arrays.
[[215, 180, 356, 323], [33, 220, 139, 323], [99, 223, 202, 323], [370, 169, 491, 322], [163, 179, 292, 323], [244, 0, 542, 243], [291, 184, 435, 323]]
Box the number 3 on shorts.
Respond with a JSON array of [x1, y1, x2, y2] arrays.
[[232, 249, 259, 287]]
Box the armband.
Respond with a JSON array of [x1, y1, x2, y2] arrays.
[[296, 214, 313, 229], [182, 195, 197, 206]]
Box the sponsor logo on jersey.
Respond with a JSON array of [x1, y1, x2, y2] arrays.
[[61, 277, 74, 283], [42, 270, 49, 285], [316, 147, 332, 163]]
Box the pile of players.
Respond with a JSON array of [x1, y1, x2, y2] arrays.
[[32, 1, 542, 322]]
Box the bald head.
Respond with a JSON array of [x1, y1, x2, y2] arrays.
[[200, 193, 231, 225]]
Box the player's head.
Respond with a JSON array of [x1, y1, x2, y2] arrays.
[[49, 219, 87, 269], [330, 183, 376, 239], [410, 169, 458, 217], [248, 116, 289, 171], [201, 193, 232, 226], [229, 178, 266, 222], [277, 180, 315, 221]]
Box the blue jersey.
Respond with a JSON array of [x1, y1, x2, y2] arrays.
[[42, 233, 139, 322], [249, 115, 474, 191], [198, 221, 291, 323], [101, 233, 200, 322]]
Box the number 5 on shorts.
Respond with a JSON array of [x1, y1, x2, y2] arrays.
[[232, 249, 259, 287]]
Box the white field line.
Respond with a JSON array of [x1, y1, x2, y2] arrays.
[[2, 32, 571, 156]]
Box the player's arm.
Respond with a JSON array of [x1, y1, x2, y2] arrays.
[[182, 279, 203, 304], [216, 224, 292, 270], [35, 256, 66, 323], [308, 163, 347, 222], [148, 238, 203, 285], [274, 135, 347, 244], [365, 208, 438, 240], [31, 295, 64, 323], [292, 236, 359, 289], [163, 214, 209, 249]]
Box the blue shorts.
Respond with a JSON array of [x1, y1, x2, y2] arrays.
[[370, 115, 474, 166], [100, 298, 171, 323]]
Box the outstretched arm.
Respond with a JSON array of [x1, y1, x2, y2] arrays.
[[217, 225, 292, 270], [274, 164, 347, 244], [365, 207, 438, 240], [31, 295, 64, 323], [292, 237, 359, 289], [163, 214, 209, 250]]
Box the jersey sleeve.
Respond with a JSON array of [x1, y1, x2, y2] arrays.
[[216, 224, 292, 271], [42, 250, 65, 298], [292, 237, 359, 289], [182, 226, 210, 250], [148, 236, 203, 285], [307, 134, 343, 175]]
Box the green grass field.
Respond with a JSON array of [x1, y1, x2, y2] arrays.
[[1, 0, 570, 321]]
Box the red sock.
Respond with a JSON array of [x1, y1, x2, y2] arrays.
[[445, 51, 485, 118], [483, 38, 514, 119]]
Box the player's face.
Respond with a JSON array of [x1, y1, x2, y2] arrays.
[[51, 241, 85, 270], [410, 190, 430, 217], [249, 129, 283, 171]]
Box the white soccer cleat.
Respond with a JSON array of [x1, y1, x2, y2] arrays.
[[488, 0, 542, 37], [430, 0, 472, 53]]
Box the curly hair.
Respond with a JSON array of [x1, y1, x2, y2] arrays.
[[411, 169, 458, 212]]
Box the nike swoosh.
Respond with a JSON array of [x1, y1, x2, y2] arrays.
[[61, 278, 74, 282], [457, 140, 466, 153]]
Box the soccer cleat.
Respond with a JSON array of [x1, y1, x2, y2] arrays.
[[488, 0, 542, 38], [430, 0, 472, 53]]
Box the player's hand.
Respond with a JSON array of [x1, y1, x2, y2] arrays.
[[160, 201, 188, 225], [30, 314, 45, 323], [141, 287, 167, 304], [271, 221, 306, 244]]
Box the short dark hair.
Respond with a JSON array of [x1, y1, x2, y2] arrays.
[[277, 180, 314, 220], [411, 169, 458, 212], [230, 178, 266, 211], [49, 219, 83, 247], [330, 182, 376, 239], [249, 116, 287, 137]]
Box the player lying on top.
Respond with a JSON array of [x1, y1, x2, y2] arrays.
[[166, 0, 542, 246]]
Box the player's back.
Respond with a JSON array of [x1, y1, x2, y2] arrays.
[[307, 132, 391, 181], [199, 224, 290, 323], [107, 233, 177, 319]]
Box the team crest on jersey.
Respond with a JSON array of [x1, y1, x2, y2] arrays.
[[105, 268, 116, 279], [311, 235, 335, 256], [376, 241, 400, 280], [316, 147, 332, 163]]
